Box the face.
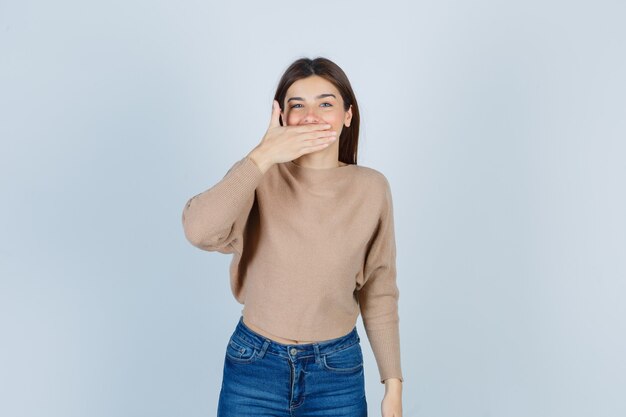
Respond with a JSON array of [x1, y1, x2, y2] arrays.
[[281, 75, 352, 136]]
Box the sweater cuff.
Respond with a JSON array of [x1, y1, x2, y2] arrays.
[[366, 324, 404, 384], [226, 155, 265, 191], [212, 155, 264, 216]]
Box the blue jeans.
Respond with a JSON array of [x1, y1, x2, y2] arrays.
[[217, 316, 368, 416]]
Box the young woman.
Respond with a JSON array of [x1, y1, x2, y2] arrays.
[[182, 57, 403, 417]]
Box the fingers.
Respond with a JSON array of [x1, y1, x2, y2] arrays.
[[300, 139, 336, 155], [301, 135, 338, 153], [301, 129, 337, 141], [268, 100, 282, 129], [293, 123, 332, 133]]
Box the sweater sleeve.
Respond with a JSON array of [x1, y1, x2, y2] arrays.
[[181, 156, 264, 255], [357, 177, 403, 384]]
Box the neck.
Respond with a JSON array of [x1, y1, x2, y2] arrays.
[[292, 160, 344, 169], [292, 154, 344, 169]]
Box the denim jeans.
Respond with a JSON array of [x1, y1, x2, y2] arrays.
[[217, 316, 368, 416]]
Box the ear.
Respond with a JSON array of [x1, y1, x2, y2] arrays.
[[344, 104, 353, 127]]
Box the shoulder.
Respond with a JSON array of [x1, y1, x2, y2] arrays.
[[352, 164, 393, 194], [351, 164, 394, 215]]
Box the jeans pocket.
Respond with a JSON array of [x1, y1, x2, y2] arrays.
[[322, 342, 364, 373], [225, 337, 258, 364]]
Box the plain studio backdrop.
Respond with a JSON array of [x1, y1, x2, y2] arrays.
[[1, 1, 624, 416]]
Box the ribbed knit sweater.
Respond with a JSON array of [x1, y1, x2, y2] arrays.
[[181, 155, 403, 384]]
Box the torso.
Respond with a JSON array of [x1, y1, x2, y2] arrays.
[[238, 161, 366, 345], [243, 316, 316, 345]]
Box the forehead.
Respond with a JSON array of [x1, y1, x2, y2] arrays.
[[286, 75, 341, 99]]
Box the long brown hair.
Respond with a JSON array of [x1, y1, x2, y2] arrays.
[[273, 57, 360, 165]]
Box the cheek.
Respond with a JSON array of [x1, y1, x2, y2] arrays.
[[325, 112, 342, 123], [284, 110, 298, 124], [316, 111, 342, 126]]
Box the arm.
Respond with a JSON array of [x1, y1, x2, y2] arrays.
[[181, 155, 265, 254], [358, 177, 404, 386]]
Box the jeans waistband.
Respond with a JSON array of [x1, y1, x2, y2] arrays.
[[232, 315, 361, 359]]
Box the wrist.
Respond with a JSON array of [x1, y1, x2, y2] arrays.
[[247, 148, 272, 174], [383, 377, 403, 394]]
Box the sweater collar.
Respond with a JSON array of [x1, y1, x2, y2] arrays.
[[281, 160, 357, 186]]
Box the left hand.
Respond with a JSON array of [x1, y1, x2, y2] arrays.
[[381, 381, 402, 417]]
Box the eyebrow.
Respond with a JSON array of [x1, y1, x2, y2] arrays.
[[287, 93, 337, 103]]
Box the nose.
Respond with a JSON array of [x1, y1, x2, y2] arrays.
[[302, 106, 323, 124]]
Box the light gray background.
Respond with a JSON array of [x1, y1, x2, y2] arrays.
[[1, 1, 625, 416]]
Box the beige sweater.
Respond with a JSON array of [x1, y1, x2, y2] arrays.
[[182, 156, 403, 384]]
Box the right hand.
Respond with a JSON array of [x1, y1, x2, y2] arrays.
[[248, 100, 338, 171]]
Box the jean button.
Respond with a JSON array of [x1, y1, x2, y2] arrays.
[[290, 348, 298, 355]]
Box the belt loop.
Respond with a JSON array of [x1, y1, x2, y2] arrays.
[[313, 343, 321, 364], [257, 339, 270, 358]]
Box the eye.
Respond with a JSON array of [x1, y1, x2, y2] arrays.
[[290, 103, 333, 109]]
